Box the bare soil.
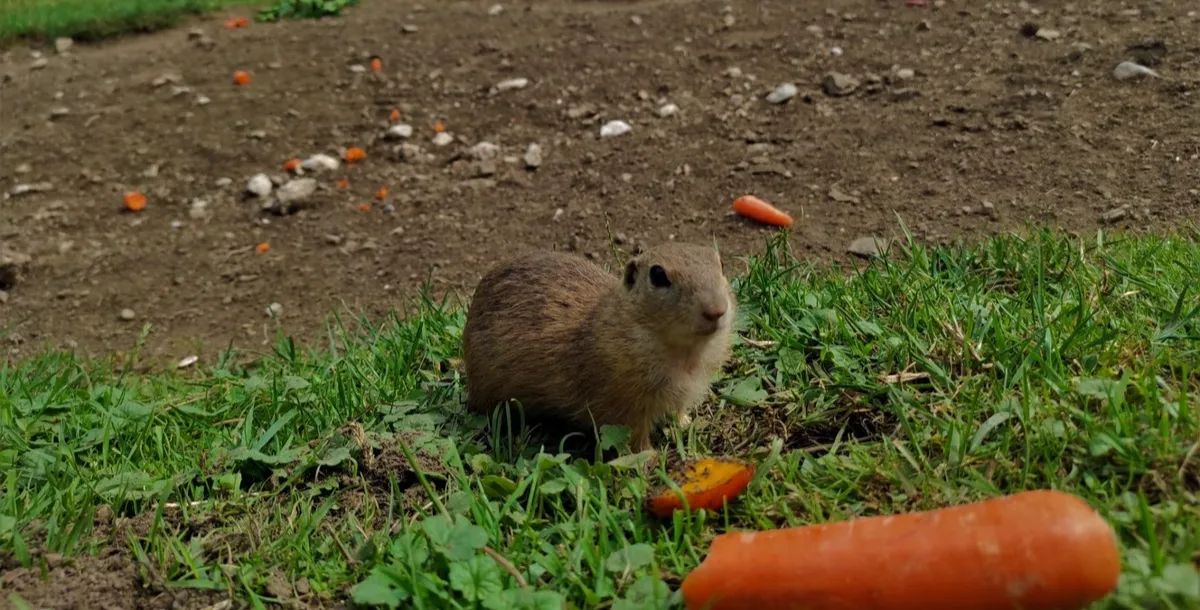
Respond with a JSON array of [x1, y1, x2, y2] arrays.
[[2, 0, 1198, 373]]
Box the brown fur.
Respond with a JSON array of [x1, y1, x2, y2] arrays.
[[461, 242, 736, 452]]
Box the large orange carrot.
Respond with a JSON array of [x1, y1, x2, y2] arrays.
[[680, 489, 1120, 610], [731, 195, 793, 228]]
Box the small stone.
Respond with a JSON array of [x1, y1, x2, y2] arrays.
[[177, 355, 199, 368], [467, 141, 501, 161], [15, 163, 31, 174], [31, 57, 48, 70], [266, 302, 283, 318], [432, 132, 454, 147], [401, 24, 419, 33], [394, 143, 423, 161], [1113, 61, 1159, 80], [524, 143, 543, 169], [495, 77, 529, 91], [188, 199, 210, 219], [822, 72, 860, 97], [847, 236, 892, 259], [600, 120, 633, 137], [488, 4, 504, 16], [246, 173, 273, 198], [196, 95, 211, 106], [10, 182, 53, 197], [385, 124, 414, 140], [49, 107, 70, 119], [894, 68, 915, 81], [348, 64, 367, 73], [276, 178, 317, 204], [152, 73, 180, 88], [55, 38, 74, 54], [1034, 28, 1062, 41], [215, 177, 233, 187], [829, 186, 861, 204], [630, 15, 643, 26], [1100, 205, 1129, 223], [301, 154, 340, 172], [657, 103, 679, 117], [765, 83, 798, 104], [118, 308, 136, 321]]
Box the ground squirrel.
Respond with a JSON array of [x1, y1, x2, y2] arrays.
[[461, 242, 736, 452]]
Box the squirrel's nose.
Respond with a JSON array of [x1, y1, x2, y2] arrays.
[[702, 306, 726, 322]]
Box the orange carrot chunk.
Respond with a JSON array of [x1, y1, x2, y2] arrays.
[[283, 158, 302, 173], [123, 191, 147, 212], [344, 147, 367, 162], [731, 195, 793, 228], [680, 489, 1121, 610], [646, 458, 754, 519], [233, 70, 251, 86]]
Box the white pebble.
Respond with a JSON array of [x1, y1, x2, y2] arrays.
[[432, 132, 454, 147], [246, 173, 273, 198], [385, 124, 414, 140], [1113, 61, 1160, 80], [488, 4, 504, 16], [658, 103, 679, 117], [266, 302, 283, 318], [301, 154, 340, 172], [830, 46, 844, 56], [895, 68, 915, 81], [177, 355, 199, 369], [765, 83, 798, 104], [600, 120, 632, 137], [495, 77, 529, 91]]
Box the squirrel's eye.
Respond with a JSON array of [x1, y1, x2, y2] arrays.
[[648, 265, 671, 288]]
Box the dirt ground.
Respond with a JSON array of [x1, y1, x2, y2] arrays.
[[2, 0, 1199, 369]]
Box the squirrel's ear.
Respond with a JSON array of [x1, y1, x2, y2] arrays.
[[623, 260, 638, 288]]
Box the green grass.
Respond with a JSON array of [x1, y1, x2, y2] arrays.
[[2, 228, 1199, 608], [0, 0, 359, 43]]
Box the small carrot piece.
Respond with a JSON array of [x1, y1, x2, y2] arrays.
[[731, 195, 792, 228], [358, 203, 372, 212], [336, 178, 349, 189], [255, 242, 270, 254], [224, 17, 249, 29], [233, 70, 251, 86], [433, 121, 446, 133], [375, 186, 388, 200], [123, 191, 147, 212], [344, 147, 367, 162], [646, 458, 754, 519], [389, 108, 401, 122], [680, 489, 1121, 610], [370, 57, 383, 72], [283, 158, 302, 173]]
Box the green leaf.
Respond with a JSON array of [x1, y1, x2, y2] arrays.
[[449, 555, 505, 602], [350, 566, 409, 608], [721, 376, 767, 407], [388, 532, 430, 567], [605, 543, 655, 574], [614, 575, 672, 610], [1077, 377, 1116, 400], [316, 446, 352, 467], [537, 479, 566, 495], [1158, 563, 1200, 598], [598, 425, 630, 452], [423, 515, 489, 562], [500, 589, 567, 610]]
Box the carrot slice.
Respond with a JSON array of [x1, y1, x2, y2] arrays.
[[283, 158, 302, 173], [646, 458, 754, 518], [375, 186, 388, 200], [123, 191, 147, 212], [255, 241, 270, 254], [680, 489, 1121, 610], [731, 195, 793, 228], [344, 147, 367, 162], [233, 70, 251, 86], [336, 178, 349, 189], [358, 203, 372, 212], [389, 108, 401, 122], [370, 57, 383, 72]]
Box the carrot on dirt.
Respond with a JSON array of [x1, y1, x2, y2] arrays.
[[255, 242, 270, 254], [389, 108, 401, 122], [344, 147, 367, 162], [284, 158, 302, 173], [358, 203, 372, 212], [370, 57, 383, 72], [646, 458, 754, 519], [233, 70, 251, 86], [336, 178, 349, 189], [123, 191, 147, 212], [375, 186, 388, 200], [731, 195, 792, 228], [680, 489, 1121, 610]]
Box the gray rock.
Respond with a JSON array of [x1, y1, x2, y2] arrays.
[[600, 120, 632, 137], [31, 57, 48, 70], [524, 143, 543, 169], [822, 72, 860, 97], [432, 132, 454, 147], [467, 141, 501, 161], [495, 77, 529, 91], [1100, 205, 1129, 223], [118, 308, 136, 321], [276, 178, 317, 204], [847, 236, 892, 259], [55, 38, 74, 54], [301, 154, 340, 172], [658, 103, 679, 117]]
